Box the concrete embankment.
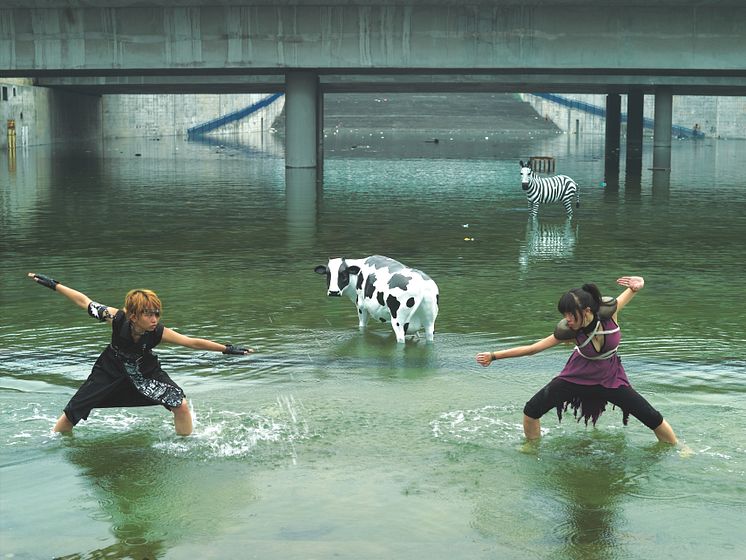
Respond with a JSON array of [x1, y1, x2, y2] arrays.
[[0, 81, 283, 149], [322, 93, 557, 135], [522, 93, 746, 139], [4, 83, 743, 152]]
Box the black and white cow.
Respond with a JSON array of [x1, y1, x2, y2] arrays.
[[314, 255, 439, 343]]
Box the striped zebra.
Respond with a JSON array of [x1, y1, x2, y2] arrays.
[[519, 160, 580, 218]]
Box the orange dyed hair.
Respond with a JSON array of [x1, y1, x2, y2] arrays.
[[122, 289, 162, 319]]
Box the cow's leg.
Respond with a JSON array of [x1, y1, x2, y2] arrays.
[[420, 301, 437, 343], [391, 320, 406, 343], [385, 294, 407, 343], [424, 323, 435, 342], [357, 306, 369, 329]]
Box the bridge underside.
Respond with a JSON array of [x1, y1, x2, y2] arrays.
[[27, 69, 746, 97], [2, 1, 745, 96], [2, 1, 745, 171]]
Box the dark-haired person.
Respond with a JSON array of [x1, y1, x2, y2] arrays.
[[476, 276, 677, 444], [27, 273, 253, 436]]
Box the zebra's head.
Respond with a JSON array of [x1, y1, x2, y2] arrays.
[[520, 161, 533, 190]]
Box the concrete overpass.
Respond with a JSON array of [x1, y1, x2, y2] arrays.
[[2, 0, 746, 172]]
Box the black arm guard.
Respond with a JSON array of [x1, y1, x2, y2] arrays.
[[33, 273, 58, 291], [87, 301, 112, 322]]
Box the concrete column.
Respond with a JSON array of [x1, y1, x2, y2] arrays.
[[316, 89, 325, 175], [285, 71, 319, 168], [604, 94, 621, 180], [285, 167, 319, 249], [625, 90, 644, 180], [652, 87, 673, 172]]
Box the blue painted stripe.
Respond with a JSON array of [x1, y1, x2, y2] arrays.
[[187, 92, 284, 137]]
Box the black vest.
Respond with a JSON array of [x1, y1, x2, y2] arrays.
[[109, 309, 164, 365]]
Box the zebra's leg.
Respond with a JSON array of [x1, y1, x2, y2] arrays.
[[563, 197, 574, 217], [530, 201, 539, 218]]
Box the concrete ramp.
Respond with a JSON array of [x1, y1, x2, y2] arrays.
[[187, 93, 283, 138]]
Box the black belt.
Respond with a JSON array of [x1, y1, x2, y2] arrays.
[[108, 344, 144, 364]]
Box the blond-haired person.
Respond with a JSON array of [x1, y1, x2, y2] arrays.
[[27, 273, 252, 436]]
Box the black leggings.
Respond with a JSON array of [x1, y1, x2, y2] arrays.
[[523, 377, 664, 430]]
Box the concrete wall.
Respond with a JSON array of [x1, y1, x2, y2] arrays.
[[101, 93, 285, 139], [1, 82, 285, 147], [522, 94, 746, 140], [1, 79, 102, 149], [663, 96, 746, 139]]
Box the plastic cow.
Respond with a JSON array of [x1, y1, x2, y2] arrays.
[[314, 255, 439, 343]]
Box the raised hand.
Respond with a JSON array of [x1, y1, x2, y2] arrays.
[[616, 276, 644, 292]]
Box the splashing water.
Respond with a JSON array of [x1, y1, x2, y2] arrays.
[[153, 395, 314, 461]]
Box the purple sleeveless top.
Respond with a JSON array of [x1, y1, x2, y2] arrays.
[[558, 318, 630, 388]]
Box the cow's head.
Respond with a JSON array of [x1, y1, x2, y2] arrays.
[[314, 258, 360, 297], [520, 160, 532, 191]]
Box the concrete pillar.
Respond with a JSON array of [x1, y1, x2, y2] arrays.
[[285, 167, 319, 249], [285, 71, 319, 168], [316, 89, 325, 175], [604, 94, 621, 180], [625, 90, 644, 180], [652, 87, 673, 172]]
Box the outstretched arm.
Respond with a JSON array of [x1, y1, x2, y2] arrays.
[[27, 272, 118, 321], [476, 333, 561, 367], [161, 327, 255, 355], [615, 276, 644, 314]]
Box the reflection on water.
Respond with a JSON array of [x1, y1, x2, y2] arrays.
[[537, 435, 658, 560], [285, 167, 321, 251], [519, 217, 578, 274], [187, 130, 285, 158], [58, 432, 258, 558], [1, 131, 745, 559]]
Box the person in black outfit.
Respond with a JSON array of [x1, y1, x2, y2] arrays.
[[27, 272, 252, 436]]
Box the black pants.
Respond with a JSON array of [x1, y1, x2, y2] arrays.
[[63, 361, 184, 425], [523, 377, 664, 430]]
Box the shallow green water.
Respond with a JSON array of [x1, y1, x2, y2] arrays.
[[1, 132, 745, 559]]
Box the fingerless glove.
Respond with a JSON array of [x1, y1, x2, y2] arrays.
[[223, 344, 247, 355], [33, 273, 59, 291]]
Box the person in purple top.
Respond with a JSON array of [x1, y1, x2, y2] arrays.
[[476, 276, 677, 444]]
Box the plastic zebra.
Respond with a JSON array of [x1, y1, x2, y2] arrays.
[[519, 160, 580, 218]]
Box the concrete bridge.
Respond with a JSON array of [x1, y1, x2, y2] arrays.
[[2, 0, 745, 173]]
